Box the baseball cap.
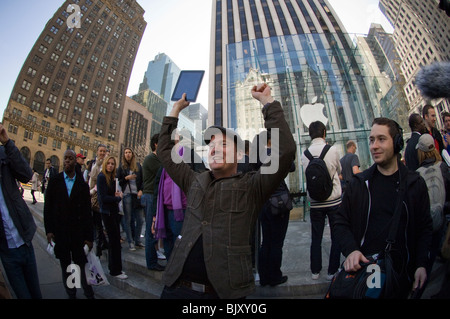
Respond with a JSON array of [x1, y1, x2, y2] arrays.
[[76, 153, 86, 159], [204, 125, 244, 151], [416, 134, 435, 152]]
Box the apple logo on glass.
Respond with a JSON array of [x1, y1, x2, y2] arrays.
[[300, 96, 328, 128]]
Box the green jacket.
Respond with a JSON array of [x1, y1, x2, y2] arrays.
[[157, 101, 296, 298], [142, 152, 161, 195]]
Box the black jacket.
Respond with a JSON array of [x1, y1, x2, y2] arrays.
[[333, 162, 432, 280], [43, 172, 93, 262], [97, 172, 121, 215], [404, 132, 421, 171], [0, 139, 35, 246], [116, 162, 143, 194]]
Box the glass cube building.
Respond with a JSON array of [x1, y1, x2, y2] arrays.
[[209, 0, 384, 192]]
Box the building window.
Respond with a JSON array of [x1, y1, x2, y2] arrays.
[[24, 130, 33, 140], [52, 139, 62, 149], [64, 88, 73, 97], [44, 106, 54, 117], [38, 45, 48, 54], [31, 101, 41, 111], [50, 53, 60, 61], [32, 55, 42, 65], [35, 88, 45, 97], [48, 94, 57, 104], [43, 35, 53, 44], [27, 67, 37, 77], [8, 124, 18, 134], [16, 94, 26, 104], [21, 80, 31, 91], [38, 135, 48, 145], [50, 26, 59, 34]]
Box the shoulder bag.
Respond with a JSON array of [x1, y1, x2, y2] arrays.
[[325, 175, 408, 299]]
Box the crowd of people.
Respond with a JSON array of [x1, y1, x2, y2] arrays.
[[1, 83, 449, 300]]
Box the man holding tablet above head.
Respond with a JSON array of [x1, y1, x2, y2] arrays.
[[157, 83, 296, 299]]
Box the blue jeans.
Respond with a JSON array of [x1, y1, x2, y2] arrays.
[[310, 205, 341, 275], [163, 209, 185, 260], [0, 243, 42, 299], [123, 194, 144, 245], [141, 194, 159, 269], [258, 202, 290, 284]]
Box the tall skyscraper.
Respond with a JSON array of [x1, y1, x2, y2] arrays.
[[2, 0, 146, 173], [209, 0, 380, 192], [140, 53, 181, 107], [131, 89, 168, 138], [138, 53, 201, 146], [356, 23, 409, 131], [380, 0, 450, 119]]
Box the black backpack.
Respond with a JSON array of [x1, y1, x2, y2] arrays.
[[304, 144, 333, 201]]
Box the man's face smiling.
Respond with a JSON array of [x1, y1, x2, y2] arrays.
[[208, 134, 240, 178], [369, 124, 395, 167]]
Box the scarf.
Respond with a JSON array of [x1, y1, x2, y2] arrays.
[[155, 146, 186, 239]]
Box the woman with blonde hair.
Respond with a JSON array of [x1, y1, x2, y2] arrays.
[[97, 156, 127, 279], [117, 147, 144, 251]]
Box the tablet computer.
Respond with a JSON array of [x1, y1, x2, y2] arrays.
[[171, 70, 205, 102]]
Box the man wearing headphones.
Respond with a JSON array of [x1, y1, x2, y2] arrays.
[[333, 117, 433, 298]]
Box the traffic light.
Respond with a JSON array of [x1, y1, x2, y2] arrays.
[[440, 0, 450, 17]]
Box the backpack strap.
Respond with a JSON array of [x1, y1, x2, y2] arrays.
[[319, 144, 332, 160], [304, 149, 314, 161], [304, 144, 332, 161]]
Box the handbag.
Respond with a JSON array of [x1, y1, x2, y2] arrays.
[[326, 175, 407, 299], [91, 191, 100, 212], [269, 192, 293, 215], [85, 249, 109, 286], [131, 193, 143, 209]]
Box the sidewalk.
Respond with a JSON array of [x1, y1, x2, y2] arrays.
[[14, 188, 446, 299], [22, 189, 331, 299]]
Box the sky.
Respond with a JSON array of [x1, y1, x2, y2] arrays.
[[0, 0, 394, 120]]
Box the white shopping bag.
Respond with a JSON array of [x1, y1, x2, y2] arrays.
[[442, 149, 450, 167], [46, 240, 55, 257], [85, 248, 110, 286]]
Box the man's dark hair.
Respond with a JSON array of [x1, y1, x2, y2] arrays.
[[408, 113, 423, 132], [308, 121, 327, 140], [372, 117, 402, 141], [442, 112, 450, 122], [422, 104, 434, 118], [97, 143, 107, 150], [150, 134, 159, 152]]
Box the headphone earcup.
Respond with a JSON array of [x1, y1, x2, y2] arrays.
[[393, 119, 404, 154], [394, 134, 404, 153]]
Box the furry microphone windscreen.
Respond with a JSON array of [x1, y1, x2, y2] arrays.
[[415, 61, 450, 99]]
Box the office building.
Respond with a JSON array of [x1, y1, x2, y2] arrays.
[[139, 53, 181, 106], [131, 89, 168, 138], [2, 0, 146, 173], [119, 96, 152, 164], [138, 53, 198, 146], [380, 0, 450, 121]]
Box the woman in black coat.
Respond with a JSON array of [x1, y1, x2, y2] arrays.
[[97, 156, 127, 279]]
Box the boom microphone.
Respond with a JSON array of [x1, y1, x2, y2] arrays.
[[414, 61, 450, 99]]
